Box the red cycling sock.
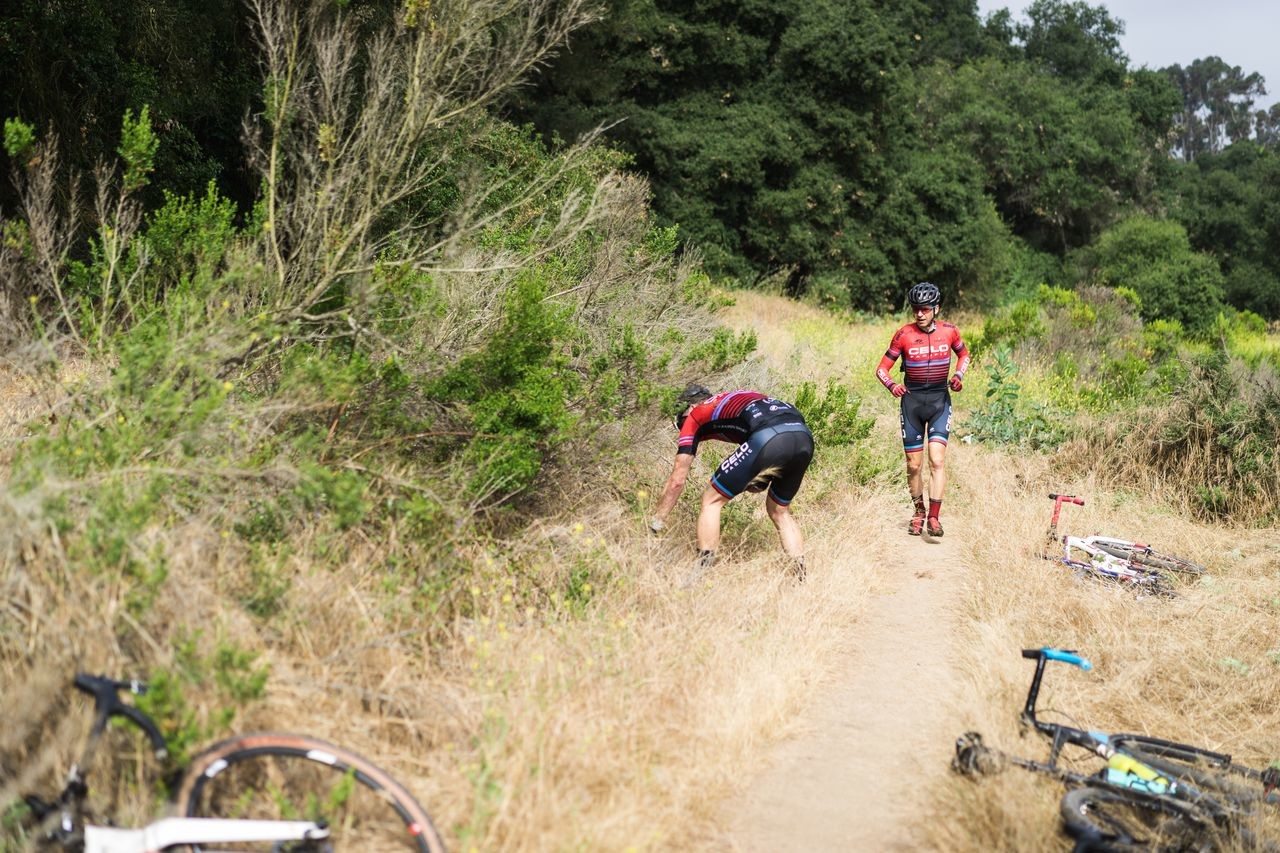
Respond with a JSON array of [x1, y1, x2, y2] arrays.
[[928, 499, 942, 520]]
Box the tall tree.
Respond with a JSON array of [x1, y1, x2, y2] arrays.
[[1256, 104, 1280, 150], [1164, 57, 1268, 160], [1016, 0, 1128, 84], [1169, 144, 1280, 318], [508, 0, 1010, 307], [0, 0, 268, 209], [916, 56, 1163, 253]]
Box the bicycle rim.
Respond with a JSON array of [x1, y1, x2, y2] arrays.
[[1060, 785, 1212, 852], [1094, 544, 1205, 576], [176, 732, 445, 853]]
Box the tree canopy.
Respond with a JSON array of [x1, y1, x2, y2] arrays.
[[4, 0, 1279, 316], [505, 0, 1279, 314]]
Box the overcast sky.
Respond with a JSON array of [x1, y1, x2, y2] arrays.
[[974, 0, 1278, 111]]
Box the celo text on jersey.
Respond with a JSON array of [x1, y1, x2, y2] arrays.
[[906, 344, 954, 356]]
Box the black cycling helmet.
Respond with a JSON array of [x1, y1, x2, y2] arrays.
[[672, 382, 713, 430], [676, 382, 713, 407], [908, 281, 941, 309]]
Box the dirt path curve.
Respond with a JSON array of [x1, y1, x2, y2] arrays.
[[719, 511, 967, 851]]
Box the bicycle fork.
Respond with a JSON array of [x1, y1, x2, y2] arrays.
[[1044, 493, 1084, 552]]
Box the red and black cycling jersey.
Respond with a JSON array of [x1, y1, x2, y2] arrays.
[[876, 321, 970, 392], [677, 390, 806, 456]]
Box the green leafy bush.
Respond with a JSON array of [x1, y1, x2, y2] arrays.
[[972, 299, 1045, 354], [1086, 215, 1225, 334], [428, 274, 579, 502], [963, 347, 1063, 450], [790, 379, 873, 448], [3, 117, 35, 159], [133, 635, 269, 766], [683, 328, 758, 372]]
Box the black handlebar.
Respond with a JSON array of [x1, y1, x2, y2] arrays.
[[74, 673, 169, 760]]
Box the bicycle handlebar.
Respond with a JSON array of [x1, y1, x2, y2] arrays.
[[1022, 648, 1092, 670], [74, 673, 169, 759], [1048, 493, 1084, 505]]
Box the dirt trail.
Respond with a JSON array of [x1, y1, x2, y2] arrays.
[[719, 496, 968, 851]]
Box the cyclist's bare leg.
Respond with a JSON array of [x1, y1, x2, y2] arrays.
[[765, 496, 804, 557], [905, 449, 925, 496], [697, 484, 731, 551], [927, 441, 947, 501]]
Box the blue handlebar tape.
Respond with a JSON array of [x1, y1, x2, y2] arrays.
[[1043, 648, 1093, 670]]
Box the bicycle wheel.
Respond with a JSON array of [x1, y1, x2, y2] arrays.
[[1060, 785, 1212, 852], [1112, 737, 1269, 807], [176, 732, 446, 852], [1093, 543, 1205, 577]]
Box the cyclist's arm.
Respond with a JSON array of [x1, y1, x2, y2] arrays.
[[654, 453, 695, 521], [876, 352, 899, 391], [952, 337, 971, 379]]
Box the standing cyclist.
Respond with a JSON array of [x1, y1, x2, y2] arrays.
[[650, 384, 814, 583], [875, 282, 970, 537]]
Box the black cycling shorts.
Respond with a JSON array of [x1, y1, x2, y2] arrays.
[[710, 422, 814, 505], [900, 387, 952, 452]]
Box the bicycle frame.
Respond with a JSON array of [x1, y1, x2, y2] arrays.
[[971, 650, 1249, 809], [1018, 649, 1189, 790], [1042, 494, 1167, 588], [955, 650, 1280, 851], [25, 674, 329, 852], [85, 818, 329, 852]]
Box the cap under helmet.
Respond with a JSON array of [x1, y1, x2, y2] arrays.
[[908, 281, 941, 308]]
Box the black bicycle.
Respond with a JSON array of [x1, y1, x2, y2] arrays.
[[7, 673, 447, 851], [952, 649, 1280, 851]]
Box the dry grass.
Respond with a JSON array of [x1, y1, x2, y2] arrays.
[[0, 294, 900, 851], [923, 443, 1280, 850], [4, 294, 1278, 851]]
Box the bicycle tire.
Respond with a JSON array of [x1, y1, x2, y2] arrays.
[[176, 732, 446, 853], [1111, 737, 1269, 807], [1093, 543, 1205, 577], [1060, 785, 1213, 852]]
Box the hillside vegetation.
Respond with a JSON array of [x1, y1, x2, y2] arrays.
[[3, 0, 1280, 850]]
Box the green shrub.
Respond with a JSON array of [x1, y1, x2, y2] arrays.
[[428, 274, 579, 502], [1087, 215, 1225, 334], [973, 299, 1045, 354], [683, 328, 757, 371], [132, 634, 269, 766], [139, 182, 239, 298], [790, 379, 873, 448], [3, 117, 36, 160], [962, 347, 1064, 450]]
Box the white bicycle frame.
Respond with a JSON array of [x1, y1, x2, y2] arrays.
[[83, 816, 329, 852], [1059, 535, 1153, 582], [1044, 494, 1161, 585]]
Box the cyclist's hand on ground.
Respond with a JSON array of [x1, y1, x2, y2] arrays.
[[649, 517, 665, 534], [890, 383, 908, 398], [949, 375, 963, 392]]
